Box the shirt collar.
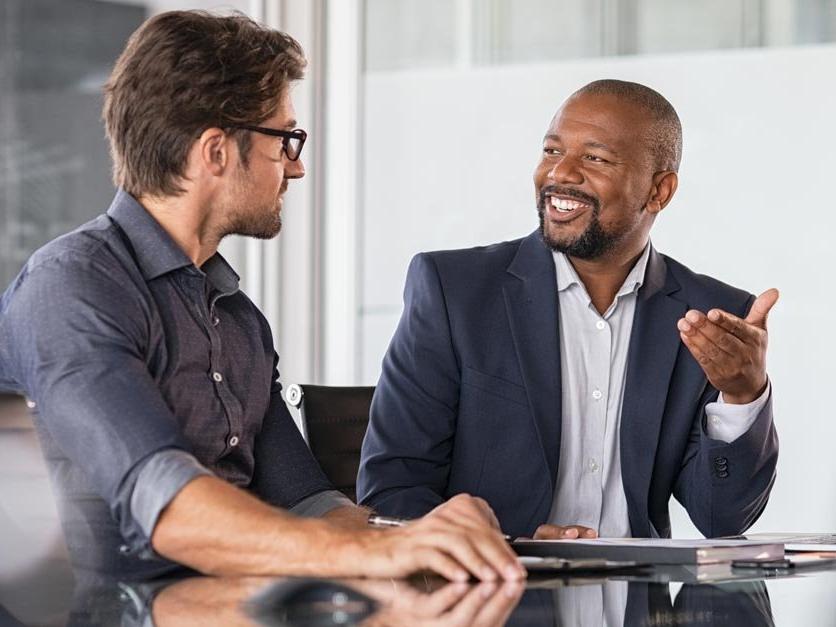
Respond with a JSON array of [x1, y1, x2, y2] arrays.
[[106, 190, 240, 294], [553, 242, 652, 299], [202, 253, 240, 297], [107, 190, 193, 281]]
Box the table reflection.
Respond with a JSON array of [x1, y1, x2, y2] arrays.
[[52, 571, 776, 626]]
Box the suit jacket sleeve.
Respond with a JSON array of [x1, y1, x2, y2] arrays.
[[673, 296, 779, 537], [357, 253, 461, 517]]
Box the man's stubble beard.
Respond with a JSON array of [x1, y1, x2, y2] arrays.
[[222, 166, 283, 240]]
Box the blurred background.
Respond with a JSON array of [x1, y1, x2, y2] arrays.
[[1, 0, 835, 622]]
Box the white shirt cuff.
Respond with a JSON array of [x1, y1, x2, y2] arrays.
[[704, 380, 771, 443]]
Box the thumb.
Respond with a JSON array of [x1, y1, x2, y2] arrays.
[[745, 288, 779, 329]]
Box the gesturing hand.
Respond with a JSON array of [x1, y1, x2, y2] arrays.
[[677, 288, 779, 404]]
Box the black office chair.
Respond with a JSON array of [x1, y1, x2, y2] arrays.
[[285, 384, 374, 503]]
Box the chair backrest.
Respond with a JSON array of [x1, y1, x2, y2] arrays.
[[285, 384, 374, 503]]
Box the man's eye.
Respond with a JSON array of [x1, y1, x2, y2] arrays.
[[543, 147, 561, 156], [585, 154, 607, 163]]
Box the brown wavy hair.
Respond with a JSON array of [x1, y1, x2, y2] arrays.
[[103, 10, 306, 198]]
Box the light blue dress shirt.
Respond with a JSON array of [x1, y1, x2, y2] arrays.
[[548, 244, 768, 537]]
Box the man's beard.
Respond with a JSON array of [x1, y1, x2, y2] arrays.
[[222, 169, 284, 240], [537, 186, 621, 260], [227, 202, 282, 240]]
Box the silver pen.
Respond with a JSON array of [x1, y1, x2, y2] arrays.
[[367, 513, 514, 542]]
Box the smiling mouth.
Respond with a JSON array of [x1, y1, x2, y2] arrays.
[[547, 195, 592, 214]]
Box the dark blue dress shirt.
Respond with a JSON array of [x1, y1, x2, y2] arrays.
[[0, 190, 339, 577]]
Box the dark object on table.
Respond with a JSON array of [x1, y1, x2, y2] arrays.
[[246, 578, 378, 627]]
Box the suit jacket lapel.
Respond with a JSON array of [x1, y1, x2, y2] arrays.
[[620, 247, 686, 537], [503, 231, 562, 490]]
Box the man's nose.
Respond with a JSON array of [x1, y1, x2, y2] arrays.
[[548, 155, 583, 186], [286, 157, 305, 179]]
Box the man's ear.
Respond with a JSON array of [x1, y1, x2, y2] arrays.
[[197, 127, 230, 177], [645, 170, 678, 215]]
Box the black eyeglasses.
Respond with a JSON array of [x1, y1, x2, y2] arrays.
[[229, 124, 307, 161]]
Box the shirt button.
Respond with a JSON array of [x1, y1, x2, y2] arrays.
[[592, 389, 603, 400], [589, 459, 599, 473], [228, 435, 240, 447], [596, 320, 606, 330], [25, 399, 37, 409], [212, 372, 223, 383], [710, 415, 721, 425], [212, 316, 220, 326]]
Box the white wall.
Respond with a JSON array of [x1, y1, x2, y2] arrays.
[[358, 43, 836, 537]]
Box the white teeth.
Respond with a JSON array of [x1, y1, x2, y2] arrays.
[[550, 196, 584, 212]]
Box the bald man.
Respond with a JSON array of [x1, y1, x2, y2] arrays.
[[358, 80, 778, 541]]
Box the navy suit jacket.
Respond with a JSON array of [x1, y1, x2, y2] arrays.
[[357, 230, 778, 539]]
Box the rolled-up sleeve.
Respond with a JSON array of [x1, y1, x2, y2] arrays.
[[121, 448, 213, 557], [0, 256, 191, 546]]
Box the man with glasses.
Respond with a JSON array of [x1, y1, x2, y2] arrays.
[[0, 10, 524, 583]]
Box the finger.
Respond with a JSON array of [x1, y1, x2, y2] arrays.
[[533, 524, 561, 539], [680, 332, 740, 386], [744, 288, 780, 330], [560, 525, 597, 538], [533, 524, 592, 539], [679, 309, 745, 346], [432, 532, 499, 581], [452, 529, 524, 580], [412, 582, 471, 618], [573, 525, 598, 538], [680, 332, 714, 372], [415, 547, 470, 582], [471, 581, 524, 626], [429, 511, 520, 575], [681, 321, 740, 367], [680, 331, 718, 372], [534, 524, 573, 539], [414, 517, 520, 580], [702, 309, 759, 343], [680, 317, 745, 359], [445, 583, 497, 626]]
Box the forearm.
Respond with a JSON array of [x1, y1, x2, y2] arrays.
[[152, 577, 268, 627], [151, 477, 525, 582], [151, 476, 369, 577]]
